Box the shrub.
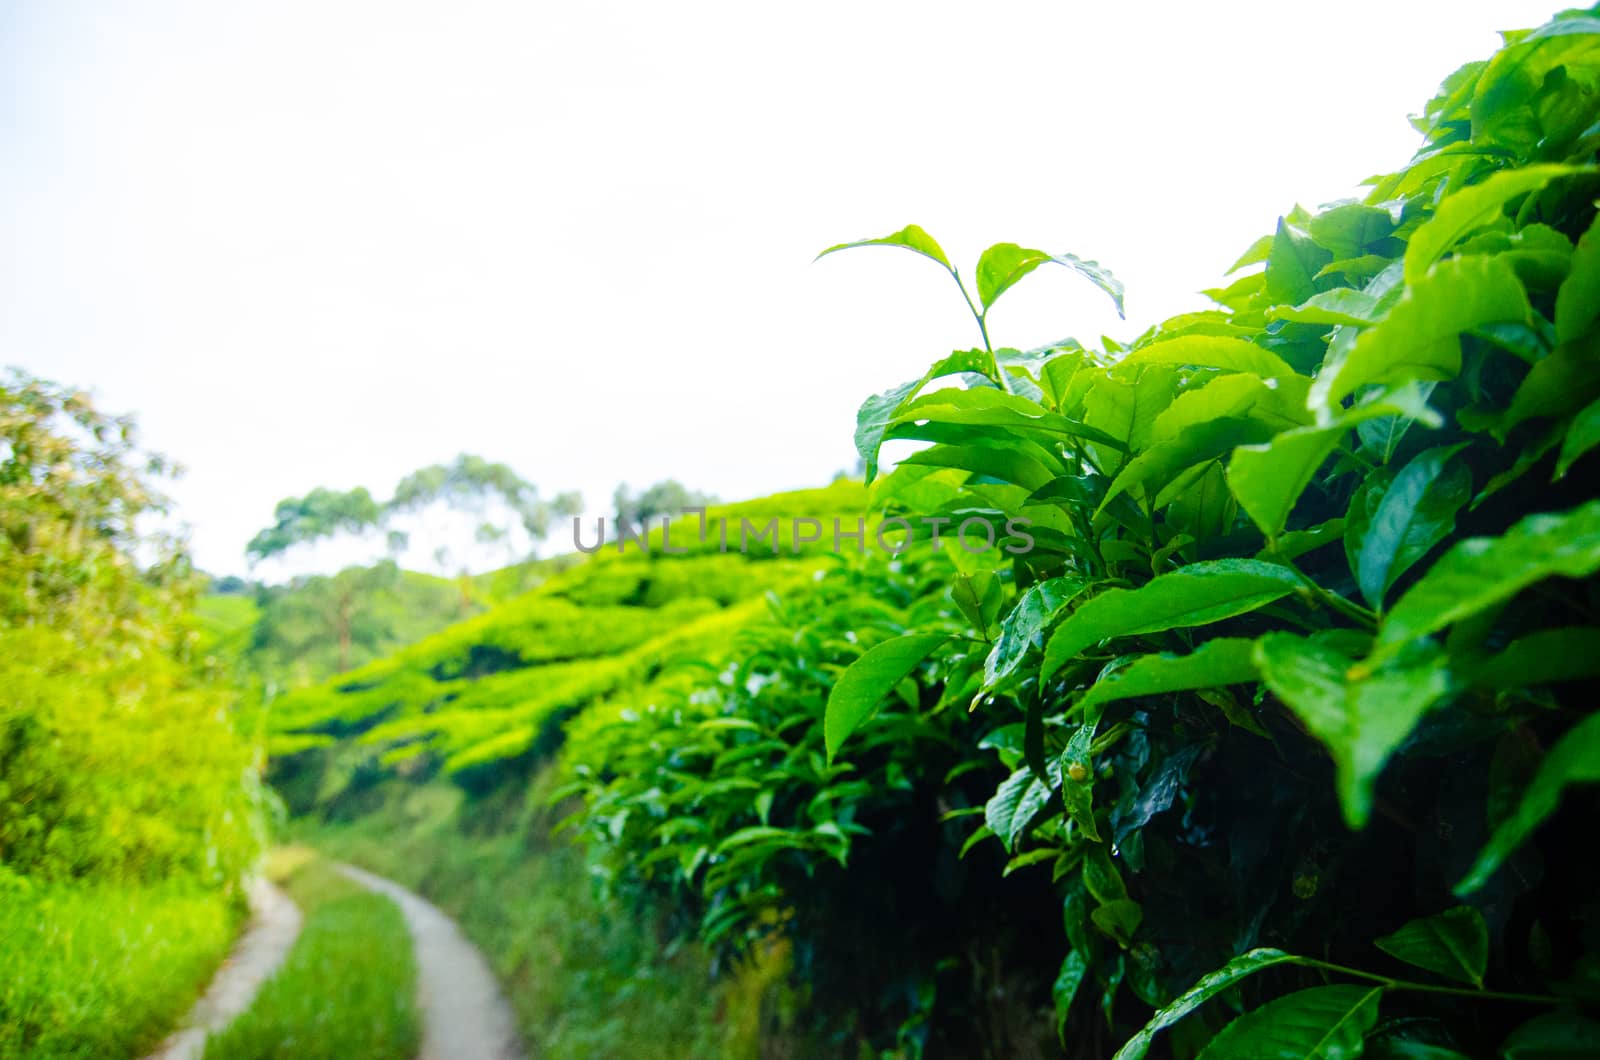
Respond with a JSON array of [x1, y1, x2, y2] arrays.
[[818, 8, 1600, 1053]]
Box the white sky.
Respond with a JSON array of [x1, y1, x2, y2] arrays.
[[2, 1, 1562, 579]]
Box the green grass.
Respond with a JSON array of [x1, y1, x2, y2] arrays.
[[202, 853, 418, 1060], [296, 782, 773, 1060], [0, 876, 243, 1059]]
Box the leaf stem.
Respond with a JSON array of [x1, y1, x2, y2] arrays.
[[1297, 957, 1561, 1005], [948, 270, 1014, 395], [1274, 553, 1379, 630]]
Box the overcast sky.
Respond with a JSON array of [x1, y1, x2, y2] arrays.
[[2, 1, 1562, 579]]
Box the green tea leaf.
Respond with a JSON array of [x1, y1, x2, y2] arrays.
[[1112, 949, 1303, 1060], [1077, 638, 1259, 714], [1119, 335, 1299, 381], [1310, 255, 1531, 413], [818, 223, 953, 270], [1228, 426, 1346, 541], [1354, 445, 1471, 609], [1464, 627, 1600, 690], [974, 243, 1126, 316], [1499, 1011, 1600, 1059], [1374, 906, 1487, 987], [1042, 561, 1300, 682], [1403, 164, 1593, 282], [1233, 386, 1446, 542], [1554, 396, 1600, 479], [1060, 721, 1100, 841], [901, 443, 1060, 491], [1255, 634, 1452, 828], [1269, 288, 1383, 327], [854, 348, 993, 481], [986, 766, 1050, 852], [985, 577, 1092, 688], [1266, 216, 1334, 306], [1196, 985, 1383, 1059], [1498, 331, 1600, 438], [1082, 366, 1182, 472], [1456, 712, 1600, 895], [951, 571, 1002, 635], [1054, 950, 1090, 1044], [977, 243, 1049, 309], [824, 633, 950, 760], [1556, 213, 1600, 345], [1375, 500, 1600, 662]]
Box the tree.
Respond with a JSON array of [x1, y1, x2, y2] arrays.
[[254, 561, 401, 677], [612, 479, 718, 536], [245, 486, 384, 564], [1, 368, 260, 885], [244, 454, 581, 652], [386, 454, 581, 595]]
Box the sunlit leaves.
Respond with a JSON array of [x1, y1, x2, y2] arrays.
[[817, 223, 953, 270], [1042, 561, 1300, 682], [1118, 335, 1299, 381], [975, 243, 1127, 317], [1555, 213, 1600, 344], [1310, 255, 1532, 413], [1403, 164, 1594, 282]]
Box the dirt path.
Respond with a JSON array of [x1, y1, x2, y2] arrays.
[[335, 863, 525, 1060], [143, 877, 302, 1060]]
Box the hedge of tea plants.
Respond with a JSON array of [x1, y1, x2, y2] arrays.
[[566, 9, 1600, 1056]]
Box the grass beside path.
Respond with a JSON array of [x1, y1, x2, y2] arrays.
[[0, 877, 243, 1059], [201, 848, 418, 1060]]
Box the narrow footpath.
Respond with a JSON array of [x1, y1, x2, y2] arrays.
[[336, 863, 525, 1060], [144, 878, 302, 1060]]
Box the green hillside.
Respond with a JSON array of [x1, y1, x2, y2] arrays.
[[267, 481, 869, 804]]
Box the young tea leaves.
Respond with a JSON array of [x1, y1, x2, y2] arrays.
[[818, 223, 953, 270], [974, 243, 1126, 317]]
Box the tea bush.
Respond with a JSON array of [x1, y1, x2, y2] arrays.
[[816, 8, 1600, 1054]]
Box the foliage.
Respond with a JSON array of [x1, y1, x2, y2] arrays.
[[202, 853, 418, 1060], [815, 8, 1600, 1053], [0, 370, 263, 886], [266, 484, 867, 806], [613, 478, 719, 535], [559, 550, 1067, 1055], [247, 564, 474, 683], [246, 452, 580, 573], [0, 877, 244, 1059]]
